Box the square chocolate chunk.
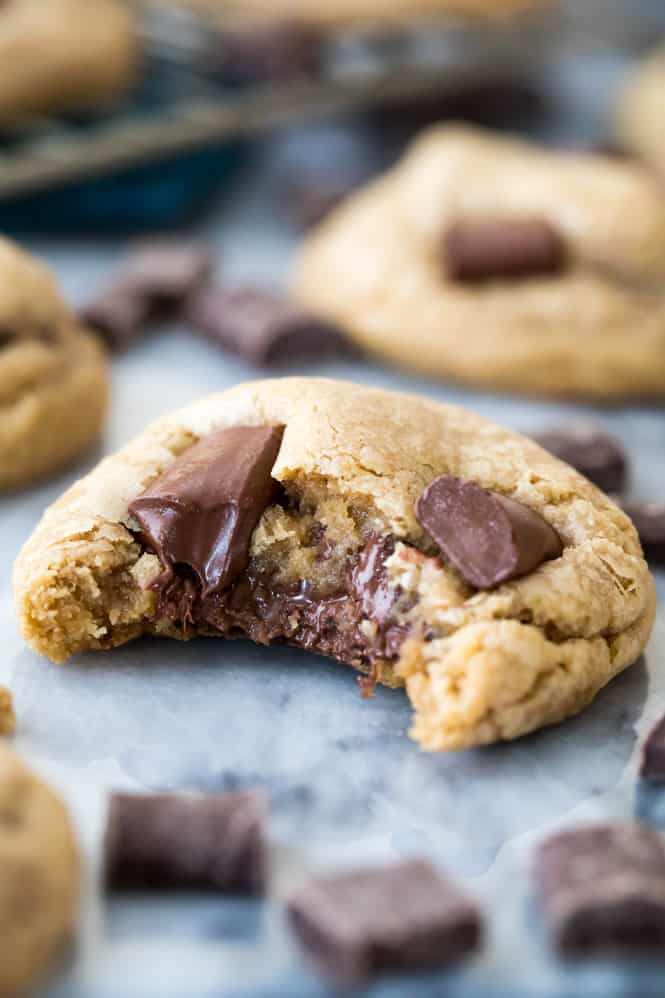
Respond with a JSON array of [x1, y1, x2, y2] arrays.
[[287, 858, 482, 984], [641, 715, 665, 783], [533, 823, 665, 958], [104, 790, 267, 894]]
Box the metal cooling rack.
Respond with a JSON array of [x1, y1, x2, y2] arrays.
[[0, 1, 555, 202]]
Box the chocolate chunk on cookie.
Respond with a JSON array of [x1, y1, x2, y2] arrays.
[[617, 500, 665, 566], [416, 476, 562, 589], [83, 241, 213, 351], [533, 424, 627, 494], [14, 378, 655, 751], [129, 425, 284, 596], [534, 823, 665, 958], [641, 715, 665, 782], [287, 858, 482, 984], [187, 287, 350, 365], [104, 790, 267, 893], [444, 218, 567, 282]]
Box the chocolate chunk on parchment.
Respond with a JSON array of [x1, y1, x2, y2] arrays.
[[616, 500, 665, 566], [82, 241, 213, 351], [415, 476, 562, 589], [444, 218, 567, 283], [533, 823, 665, 958], [641, 715, 665, 782], [187, 287, 350, 366], [104, 790, 267, 893], [129, 425, 284, 596], [287, 858, 482, 984], [533, 424, 628, 494]]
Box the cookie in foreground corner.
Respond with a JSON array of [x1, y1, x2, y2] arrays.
[[0, 745, 79, 996], [0, 237, 109, 490], [13, 378, 655, 750], [294, 125, 665, 400]]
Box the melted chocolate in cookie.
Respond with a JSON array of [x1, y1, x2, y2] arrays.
[[156, 533, 411, 671], [130, 425, 285, 597], [130, 431, 413, 671]]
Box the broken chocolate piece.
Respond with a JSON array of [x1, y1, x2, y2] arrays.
[[444, 218, 567, 282], [104, 790, 267, 893], [187, 287, 350, 366], [533, 424, 628, 495], [284, 174, 362, 229], [209, 17, 322, 84], [81, 241, 213, 351], [617, 500, 665, 566], [129, 425, 284, 596], [121, 241, 213, 304], [287, 858, 482, 984], [81, 284, 151, 351], [533, 823, 665, 958], [416, 476, 562, 590], [641, 715, 665, 782]]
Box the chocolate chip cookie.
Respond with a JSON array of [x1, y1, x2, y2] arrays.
[[614, 45, 665, 176], [0, 746, 79, 996], [0, 0, 137, 123], [295, 125, 665, 399], [0, 239, 109, 490], [13, 378, 655, 750]]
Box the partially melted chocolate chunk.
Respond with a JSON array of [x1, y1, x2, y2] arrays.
[[416, 476, 562, 589], [534, 824, 665, 958], [287, 858, 482, 984], [129, 425, 284, 597], [187, 287, 350, 366], [104, 790, 267, 894], [444, 218, 567, 283]]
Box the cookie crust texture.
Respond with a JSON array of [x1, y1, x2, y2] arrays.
[[0, 746, 79, 997], [294, 125, 665, 400], [13, 378, 655, 750], [0, 238, 109, 490], [0, 0, 137, 123], [169, 0, 543, 26], [615, 46, 665, 175]]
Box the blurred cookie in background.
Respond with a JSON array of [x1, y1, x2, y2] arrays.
[[157, 0, 548, 27], [294, 124, 665, 400], [0, 238, 109, 491], [614, 44, 665, 174], [0, 0, 138, 124]]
